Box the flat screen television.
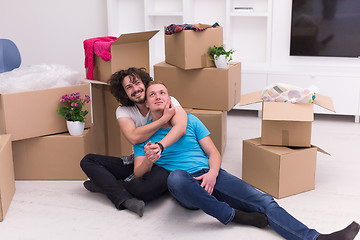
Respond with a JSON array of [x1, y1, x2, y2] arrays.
[[290, 0, 360, 58]]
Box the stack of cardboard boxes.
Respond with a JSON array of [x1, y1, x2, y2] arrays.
[[0, 82, 93, 221], [154, 23, 242, 155], [239, 91, 336, 198], [91, 24, 242, 157], [89, 30, 160, 157]]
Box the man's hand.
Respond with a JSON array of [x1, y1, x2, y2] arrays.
[[144, 141, 161, 163], [161, 98, 176, 122], [193, 171, 218, 195]]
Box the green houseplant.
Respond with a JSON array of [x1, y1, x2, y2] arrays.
[[208, 45, 235, 68], [58, 92, 91, 136]]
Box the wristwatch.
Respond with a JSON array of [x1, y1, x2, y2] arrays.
[[155, 142, 165, 153]]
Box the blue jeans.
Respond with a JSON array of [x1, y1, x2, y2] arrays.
[[167, 169, 320, 240]]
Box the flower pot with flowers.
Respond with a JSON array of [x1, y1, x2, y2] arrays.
[[57, 92, 91, 136], [208, 45, 235, 69]]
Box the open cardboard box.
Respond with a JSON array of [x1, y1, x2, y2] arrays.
[[154, 61, 241, 111], [92, 30, 159, 83], [165, 23, 223, 70], [0, 135, 15, 221], [239, 91, 335, 147], [242, 137, 329, 199], [0, 83, 92, 141]]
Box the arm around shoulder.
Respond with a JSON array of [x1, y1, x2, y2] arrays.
[[158, 105, 187, 148]]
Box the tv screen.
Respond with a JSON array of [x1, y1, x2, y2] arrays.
[[290, 0, 360, 58]]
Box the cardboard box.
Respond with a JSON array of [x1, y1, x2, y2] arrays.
[[89, 82, 107, 155], [0, 135, 15, 221], [103, 86, 133, 157], [12, 129, 94, 180], [239, 91, 335, 147], [242, 138, 328, 199], [92, 30, 159, 83], [165, 24, 223, 70], [185, 108, 227, 155], [154, 61, 241, 111], [0, 83, 92, 141], [98, 89, 228, 157]]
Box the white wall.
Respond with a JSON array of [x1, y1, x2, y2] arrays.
[[1, 0, 108, 75]]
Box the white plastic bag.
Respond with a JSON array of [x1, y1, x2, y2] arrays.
[[0, 64, 83, 94], [262, 83, 318, 103]]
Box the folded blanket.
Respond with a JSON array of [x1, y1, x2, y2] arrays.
[[83, 36, 117, 80], [165, 23, 219, 35]]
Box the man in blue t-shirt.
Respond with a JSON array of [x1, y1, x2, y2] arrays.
[[134, 81, 359, 240]]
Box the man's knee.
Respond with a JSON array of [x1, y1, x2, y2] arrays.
[[80, 153, 97, 169], [167, 169, 189, 192]]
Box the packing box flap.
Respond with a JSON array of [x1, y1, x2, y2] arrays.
[[313, 93, 336, 112], [112, 30, 159, 45], [0, 134, 11, 151], [239, 91, 335, 113], [239, 91, 263, 106], [263, 102, 314, 121], [311, 144, 330, 155], [248, 138, 298, 155], [248, 137, 329, 155]]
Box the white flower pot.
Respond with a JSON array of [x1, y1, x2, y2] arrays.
[[66, 121, 85, 136], [214, 55, 229, 69]]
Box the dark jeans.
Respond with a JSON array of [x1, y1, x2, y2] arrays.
[[80, 153, 169, 209]]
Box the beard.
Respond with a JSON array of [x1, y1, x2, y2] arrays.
[[130, 90, 145, 104], [133, 98, 145, 104]]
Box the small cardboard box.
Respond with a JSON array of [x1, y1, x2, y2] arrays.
[[12, 129, 94, 180], [0, 135, 15, 221], [239, 91, 335, 147], [242, 138, 328, 199], [154, 61, 241, 111], [185, 108, 227, 155], [92, 30, 159, 83], [0, 83, 92, 141], [165, 23, 223, 70]]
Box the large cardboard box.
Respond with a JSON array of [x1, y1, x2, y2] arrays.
[[185, 109, 227, 155], [12, 129, 94, 180], [242, 138, 327, 199], [154, 61, 241, 111], [0, 135, 15, 221], [239, 91, 335, 147], [92, 30, 159, 83], [0, 83, 92, 141], [165, 23, 223, 70], [103, 86, 133, 157]]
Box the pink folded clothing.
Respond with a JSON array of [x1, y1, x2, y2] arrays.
[[83, 36, 117, 80]]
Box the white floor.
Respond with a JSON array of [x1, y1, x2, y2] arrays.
[[1, 110, 360, 240]]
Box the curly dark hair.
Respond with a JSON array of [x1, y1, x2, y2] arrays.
[[108, 67, 153, 106]]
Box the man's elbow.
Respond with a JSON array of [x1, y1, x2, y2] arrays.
[[129, 139, 138, 146], [127, 135, 143, 145]]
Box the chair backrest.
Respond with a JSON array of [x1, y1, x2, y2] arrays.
[[0, 39, 21, 73]]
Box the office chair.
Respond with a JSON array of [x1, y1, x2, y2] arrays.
[[0, 39, 21, 73]]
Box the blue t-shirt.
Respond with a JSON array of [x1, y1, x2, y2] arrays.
[[134, 114, 210, 173]]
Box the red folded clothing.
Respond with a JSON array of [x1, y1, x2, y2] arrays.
[[84, 36, 117, 80]]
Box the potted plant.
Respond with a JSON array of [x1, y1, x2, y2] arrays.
[[57, 92, 91, 136], [208, 45, 235, 69]]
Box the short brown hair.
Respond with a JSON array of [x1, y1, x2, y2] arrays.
[[145, 81, 168, 99]]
